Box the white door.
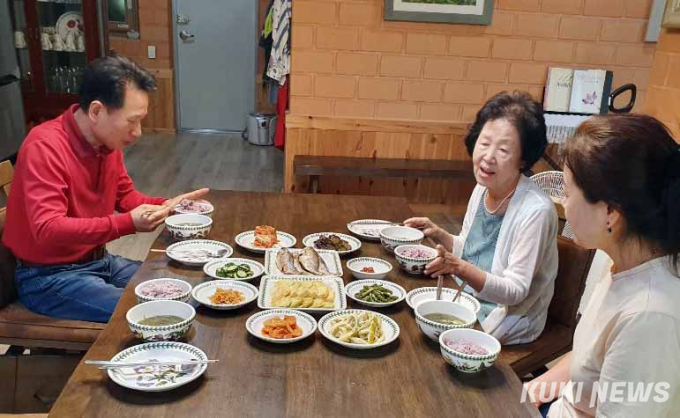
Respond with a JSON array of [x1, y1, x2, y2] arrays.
[[173, 0, 257, 132]]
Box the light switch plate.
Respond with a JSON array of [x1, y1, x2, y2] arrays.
[[147, 45, 156, 59]]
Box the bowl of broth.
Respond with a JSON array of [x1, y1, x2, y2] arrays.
[[126, 300, 196, 342], [165, 214, 213, 241], [414, 300, 476, 342]]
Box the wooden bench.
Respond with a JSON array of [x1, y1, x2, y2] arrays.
[[502, 236, 595, 377], [293, 155, 474, 193], [0, 161, 104, 413]]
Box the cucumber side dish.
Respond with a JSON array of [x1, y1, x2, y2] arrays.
[[216, 262, 254, 279]]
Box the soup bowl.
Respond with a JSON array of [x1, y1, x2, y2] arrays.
[[414, 300, 476, 342], [126, 300, 196, 342], [165, 214, 212, 241]]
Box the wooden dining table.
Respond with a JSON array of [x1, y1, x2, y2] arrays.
[[49, 191, 540, 417]]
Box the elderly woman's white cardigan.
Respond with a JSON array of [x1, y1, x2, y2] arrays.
[[452, 175, 559, 344]]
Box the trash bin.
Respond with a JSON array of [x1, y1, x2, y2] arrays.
[[242, 113, 277, 146]]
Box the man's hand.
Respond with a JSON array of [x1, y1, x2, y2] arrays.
[[163, 188, 210, 210], [131, 204, 171, 232]]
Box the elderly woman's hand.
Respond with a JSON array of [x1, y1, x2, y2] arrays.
[[424, 245, 462, 278], [403, 217, 444, 240]]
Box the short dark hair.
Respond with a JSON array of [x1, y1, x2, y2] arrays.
[[78, 55, 156, 112], [564, 114, 680, 274], [464, 91, 547, 171]]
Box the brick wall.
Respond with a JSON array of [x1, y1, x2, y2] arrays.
[[645, 29, 680, 140], [290, 0, 654, 122], [109, 0, 173, 70]]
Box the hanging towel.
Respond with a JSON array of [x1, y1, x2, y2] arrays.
[[267, 0, 291, 85], [274, 77, 288, 150], [262, 2, 274, 38], [259, 0, 275, 85]]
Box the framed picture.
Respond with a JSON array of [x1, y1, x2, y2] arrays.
[[384, 0, 494, 25], [662, 0, 680, 28]]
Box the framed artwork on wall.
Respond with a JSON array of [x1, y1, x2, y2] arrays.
[[662, 0, 680, 28], [384, 0, 494, 25]]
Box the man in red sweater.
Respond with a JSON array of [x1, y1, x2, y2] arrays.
[[3, 56, 207, 322]]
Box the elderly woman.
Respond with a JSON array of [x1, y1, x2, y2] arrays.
[[526, 114, 680, 417], [405, 92, 558, 345]]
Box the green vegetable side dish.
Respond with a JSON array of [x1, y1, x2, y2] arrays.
[[355, 284, 398, 303], [216, 262, 254, 279]]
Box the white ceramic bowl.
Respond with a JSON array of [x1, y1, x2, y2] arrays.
[[346, 257, 393, 280], [379, 226, 424, 253], [414, 300, 476, 342], [126, 300, 196, 342], [173, 199, 214, 218], [405, 286, 481, 315], [135, 278, 192, 304], [394, 244, 437, 275], [439, 328, 501, 373], [165, 214, 213, 241]]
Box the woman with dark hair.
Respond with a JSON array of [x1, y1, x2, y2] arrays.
[[405, 92, 559, 344], [526, 114, 680, 417]]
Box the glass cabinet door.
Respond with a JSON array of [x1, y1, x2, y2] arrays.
[[10, 0, 34, 92], [36, 0, 87, 95]]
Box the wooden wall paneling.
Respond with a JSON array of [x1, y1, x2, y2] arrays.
[[142, 69, 176, 133], [286, 116, 469, 135], [285, 117, 476, 205]]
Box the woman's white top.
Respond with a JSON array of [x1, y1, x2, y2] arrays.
[[452, 174, 559, 344], [548, 257, 680, 417]]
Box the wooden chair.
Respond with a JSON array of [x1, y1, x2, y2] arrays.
[[1, 161, 104, 413], [0, 160, 104, 351], [501, 236, 595, 377], [530, 170, 575, 239]]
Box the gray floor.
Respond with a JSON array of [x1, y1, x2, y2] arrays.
[[107, 132, 284, 260]]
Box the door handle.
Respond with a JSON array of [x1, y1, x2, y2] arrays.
[[179, 30, 195, 41]]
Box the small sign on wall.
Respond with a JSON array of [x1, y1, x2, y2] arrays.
[[384, 0, 494, 25]]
